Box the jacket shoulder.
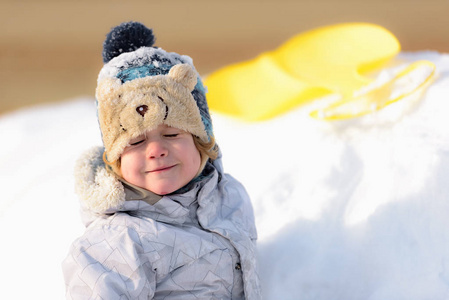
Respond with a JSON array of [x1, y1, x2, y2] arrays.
[[62, 213, 157, 299]]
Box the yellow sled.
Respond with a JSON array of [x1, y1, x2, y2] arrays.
[[205, 23, 400, 121]]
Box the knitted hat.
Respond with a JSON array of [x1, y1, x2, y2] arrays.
[[96, 22, 216, 170]]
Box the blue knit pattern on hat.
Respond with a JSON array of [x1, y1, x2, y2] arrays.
[[117, 64, 172, 81]]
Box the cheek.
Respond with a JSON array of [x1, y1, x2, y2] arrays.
[[178, 137, 201, 170], [176, 141, 201, 176], [189, 147, 201, 172], [120, 153, 140, 179]]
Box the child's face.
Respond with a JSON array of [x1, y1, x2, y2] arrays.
[[120, 124, 201, 195]]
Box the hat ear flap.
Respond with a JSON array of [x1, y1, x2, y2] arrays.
[[168, 64, 197, 91]]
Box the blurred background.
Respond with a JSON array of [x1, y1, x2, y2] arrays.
[[1, 0, 448, 116]]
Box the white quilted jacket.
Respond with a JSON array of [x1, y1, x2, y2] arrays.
[[62, 147, 261, 299]]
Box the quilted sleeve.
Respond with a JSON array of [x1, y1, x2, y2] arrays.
[[62, 223, 156, 300]]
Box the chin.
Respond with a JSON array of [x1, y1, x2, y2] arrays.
[[151, 186, 178, 196], [148, 179, 190, 195]]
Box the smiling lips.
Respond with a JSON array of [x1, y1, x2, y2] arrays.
[[147, 165, 176, 173]]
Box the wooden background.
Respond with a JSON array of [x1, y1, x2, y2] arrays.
[[1, 0, 448, 115]]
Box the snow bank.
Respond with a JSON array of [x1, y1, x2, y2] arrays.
[[1, 52, 449, 299]]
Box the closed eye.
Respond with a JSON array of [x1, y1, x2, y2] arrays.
[[164, 134, 178, 138], [130, 139, 145, 146]]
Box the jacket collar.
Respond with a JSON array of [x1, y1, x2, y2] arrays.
[[121, 179, 162, 205], [74, 146, 219, 226]]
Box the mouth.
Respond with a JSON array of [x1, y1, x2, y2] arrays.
[[147, 165, 176, 173]]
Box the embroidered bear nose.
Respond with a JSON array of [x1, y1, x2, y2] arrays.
[[136, 105, 148, 117]]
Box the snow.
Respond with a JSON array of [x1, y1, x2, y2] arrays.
[[1, 51, 449, 299]]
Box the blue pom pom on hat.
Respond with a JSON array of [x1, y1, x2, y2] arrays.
[[102, 21, 156, 64]]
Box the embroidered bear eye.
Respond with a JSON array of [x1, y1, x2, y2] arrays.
[[136, 105, 148, 117]]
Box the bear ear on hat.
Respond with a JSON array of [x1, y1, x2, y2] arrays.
[[168, 64, 197, 91]]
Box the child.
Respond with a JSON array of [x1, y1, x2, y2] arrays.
[[62, 21, 261, 299]]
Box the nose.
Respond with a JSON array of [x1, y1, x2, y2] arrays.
[[146, 140, 168, 159]]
